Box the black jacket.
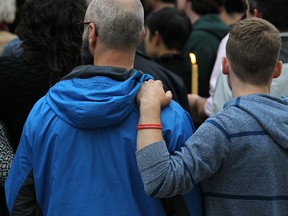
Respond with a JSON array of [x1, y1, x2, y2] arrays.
[[134, 51, 190, 114], [154, 54, 192, 94], [0, 56, 50, 152]]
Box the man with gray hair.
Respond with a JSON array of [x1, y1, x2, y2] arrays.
[[5, 0, 202, 215]]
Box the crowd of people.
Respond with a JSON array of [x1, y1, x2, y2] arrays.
[[0, 0, 287, 215]]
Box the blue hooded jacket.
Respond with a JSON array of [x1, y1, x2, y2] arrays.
[[5, 65, 202, 215]]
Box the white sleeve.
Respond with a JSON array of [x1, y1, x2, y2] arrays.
[[212, 73, 232, 115]]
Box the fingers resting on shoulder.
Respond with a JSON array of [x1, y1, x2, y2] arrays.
[[136, 79, 173, 108]]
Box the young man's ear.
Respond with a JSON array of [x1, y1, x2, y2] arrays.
[[222, 56, 230, 75], [152, 31, 161, 46], [273, 60, 283, 78]]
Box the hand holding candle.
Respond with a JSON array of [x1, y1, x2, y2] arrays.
[[189, 53, 198, 95]]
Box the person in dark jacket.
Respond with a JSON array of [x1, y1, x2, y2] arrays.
[[143, 7, 192, 93], [0, 0, 87, 215], [5, 0, 203, 215], [187, 0, 246, 125], [0, 0, 87, 151], [178, 0, 229, 97]]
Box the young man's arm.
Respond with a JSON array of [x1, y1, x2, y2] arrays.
[[137, 80, 204, 215], [136, 80, 230, 198], [136, 80, 172, 150]]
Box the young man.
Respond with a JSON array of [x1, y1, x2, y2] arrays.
[[136, 17, 288, 215], [213, 0, 288, 114], [5, 0, 202, 215]]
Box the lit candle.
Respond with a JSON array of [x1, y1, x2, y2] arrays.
[[189, 53, 198, 94]]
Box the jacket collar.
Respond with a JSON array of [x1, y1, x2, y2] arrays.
[[62, 65, 140, 81]]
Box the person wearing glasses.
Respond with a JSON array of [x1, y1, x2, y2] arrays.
[[5, 0, 203, 215]]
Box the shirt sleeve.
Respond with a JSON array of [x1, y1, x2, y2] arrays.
[[205, 34, 229, 116], [136, 119, 231, 198], [212, 73, 232, 114]]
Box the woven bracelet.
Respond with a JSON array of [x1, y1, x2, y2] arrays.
[[137, 124, 162, 130]]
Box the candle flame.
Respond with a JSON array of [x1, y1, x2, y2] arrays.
[[189, 53, 196, 64]]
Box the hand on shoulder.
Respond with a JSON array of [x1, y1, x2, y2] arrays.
[[137, 79, 173, 112]]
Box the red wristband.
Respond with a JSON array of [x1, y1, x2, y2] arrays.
[[137, 124, 162, 130]]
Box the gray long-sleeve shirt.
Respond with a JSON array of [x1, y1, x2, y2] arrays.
[[137, 94, 288, 215]]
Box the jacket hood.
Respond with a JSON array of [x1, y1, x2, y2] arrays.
[[46, 65, 153, 129], [224, 94, 288, 149], [194, 14, 228, 41]]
